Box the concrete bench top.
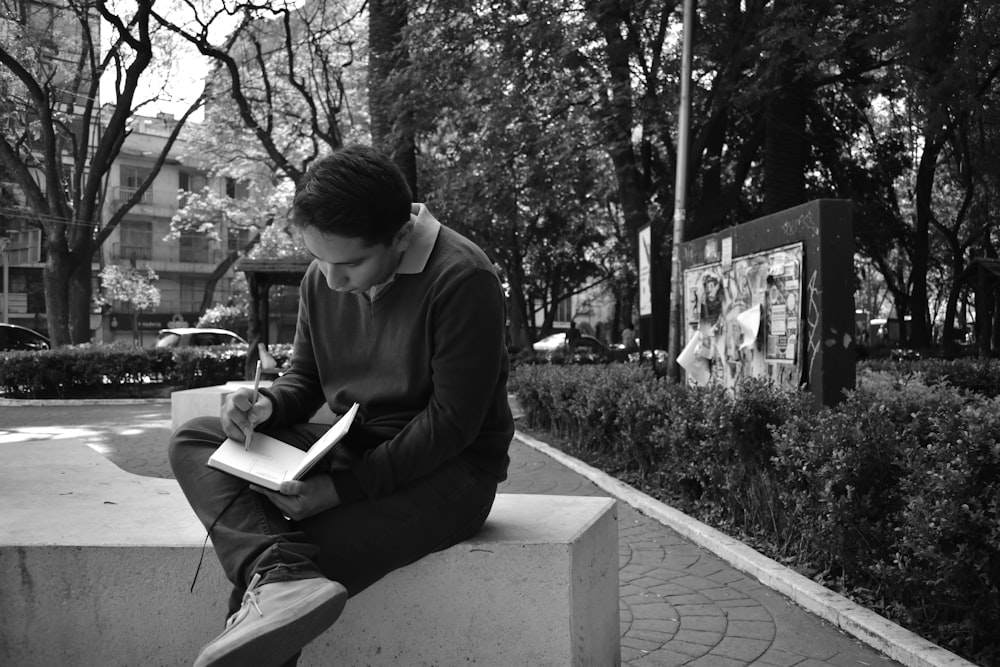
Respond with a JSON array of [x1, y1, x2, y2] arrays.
[[0, 438, 620, 666], [0, 439, 611, 548], [1, 439, 202, 546]]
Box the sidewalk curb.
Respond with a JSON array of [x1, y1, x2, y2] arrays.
[[513, 429, 977, 667]]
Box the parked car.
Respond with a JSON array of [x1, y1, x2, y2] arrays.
[[155, 327, 247, 349], [0, 323, 50, 352], [531, 332, 625, 364]]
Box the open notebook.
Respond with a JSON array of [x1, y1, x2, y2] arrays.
[[208, 402, 360, 491]]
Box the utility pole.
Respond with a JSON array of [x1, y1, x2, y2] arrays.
[[668, 0, 695, 381], [0, 236, 9, 324]]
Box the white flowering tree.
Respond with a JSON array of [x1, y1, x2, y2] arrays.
[[97, 265, 162, 346]]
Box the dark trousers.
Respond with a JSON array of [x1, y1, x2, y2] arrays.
[[169, 416, 498, 617]]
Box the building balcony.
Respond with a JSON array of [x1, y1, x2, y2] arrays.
[[111, 186, 178, 217], [110, 244, 226, 272]]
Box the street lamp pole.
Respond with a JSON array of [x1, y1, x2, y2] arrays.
[[0, 237, 9, 324], [668, 0, 695, 381]]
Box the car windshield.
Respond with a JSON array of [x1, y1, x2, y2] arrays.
[[155, 333, 181, 348], [534, 334, 566, 349], [0, 326, 48, 351], [191, 332, 235, 346]]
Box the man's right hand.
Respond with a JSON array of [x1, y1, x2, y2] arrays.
[[221, 387, 274, 442]]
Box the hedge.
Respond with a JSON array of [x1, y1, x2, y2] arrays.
[[0, 342, 291, 399], [510, 360, 1000, 666]]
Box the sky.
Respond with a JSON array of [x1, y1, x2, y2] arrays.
[[97, 4, 241, 123]]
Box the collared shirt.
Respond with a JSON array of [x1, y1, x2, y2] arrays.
[[365, 203, 442, 302]]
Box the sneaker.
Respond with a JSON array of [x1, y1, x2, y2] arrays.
[[194, 573, 348, 667]]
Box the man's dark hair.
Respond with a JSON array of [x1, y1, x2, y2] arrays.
[[291, 145, 413, 246]]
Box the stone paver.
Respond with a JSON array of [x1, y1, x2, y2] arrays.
[[0, 401, 904, 666]]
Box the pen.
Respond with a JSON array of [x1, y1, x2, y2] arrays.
[[245, 359, 262, 451]]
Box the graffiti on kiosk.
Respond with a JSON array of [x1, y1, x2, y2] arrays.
[[679, 242, 803, 393]]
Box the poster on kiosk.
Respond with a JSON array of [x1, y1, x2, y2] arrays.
[[679, 242, 803, 393]]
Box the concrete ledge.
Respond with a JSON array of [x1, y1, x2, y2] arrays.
[[0, 440, 619, 666], [171, 381, 269, 429], [171, 382, 335, 428]]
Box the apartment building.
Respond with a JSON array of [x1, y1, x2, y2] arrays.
[[0, 0, 100, 336], [1, 0, 301, 347], [96, 112, 256, 346]]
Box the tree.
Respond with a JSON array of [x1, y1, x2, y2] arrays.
[[96, 263, 160, 345], [152, 0, 370, 186], [900, 0, 1000, 349], [369, 0, 416, 194], [407, 1, 613, 348], [837, 0, 1000, 351], [151, 0, 370, 367], [149, 0, 1000, 364], [0, 0, 203, 345], [168, 169, 293, 313], [583, 0, 669, 349]]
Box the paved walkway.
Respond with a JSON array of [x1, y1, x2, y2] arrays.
[[0, 400, 911, 667]]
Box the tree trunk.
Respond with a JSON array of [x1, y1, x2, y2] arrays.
[[199, 250, 241, 314], [369, 0, 417, 198], [941, 273, 962, 354], [763, 69, 808, 214], [246, 275, 265, 379], [42, 238, 73, 347], [131, 308, 141, 346], [505, 281, 532, 352], [992, 290, 1000, 354], [68, 254, 93, 344], [587, 0, 662, 348], [910, 129, 944, 349]]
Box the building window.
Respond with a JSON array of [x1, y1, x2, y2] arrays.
[[555, 298, 573, 324], [180, 232, 211, 263], [119, 220, 152, 260], [5, 229, 42, 264], [179, 171, 208, 207], [224, 177, 249, 200], [179, 171, 207, 192], [227, 227, 252, 254], [120, 165, 152, 189], [179, 276, 206, 312], [119, 165, 153, 205]]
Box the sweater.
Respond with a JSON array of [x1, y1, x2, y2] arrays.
[[260, 204, 514, 503]]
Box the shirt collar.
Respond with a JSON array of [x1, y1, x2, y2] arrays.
[[396, 203, 441, 275], [363, 204, 440, 301]]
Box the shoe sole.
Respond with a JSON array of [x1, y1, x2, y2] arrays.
[[195, 584, 348, 667]]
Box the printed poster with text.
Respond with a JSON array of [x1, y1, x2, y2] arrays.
[[681, 243, 803, 393]]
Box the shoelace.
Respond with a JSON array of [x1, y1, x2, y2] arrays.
[[226, 572, 265, 629], [189, 487, 248, 593]]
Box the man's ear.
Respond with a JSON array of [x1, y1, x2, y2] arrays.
[[394, 219, 415, 251]]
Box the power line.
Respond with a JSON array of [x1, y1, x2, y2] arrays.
[[0, 208, 104, 229], [0, 206, 175, 231]]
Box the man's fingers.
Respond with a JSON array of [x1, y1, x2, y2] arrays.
[[278, 480, 305, 495]]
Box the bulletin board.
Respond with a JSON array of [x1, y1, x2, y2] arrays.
[[679, 242, 803, 393]]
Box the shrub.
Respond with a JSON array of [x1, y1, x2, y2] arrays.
[[510, 360, 1000, 665], [163, 346, 247, 388], [860, 357, 1000, 398], [770, 394, 908, 581], [876, 398, 1000, 663], [0, 344, 247, 398]]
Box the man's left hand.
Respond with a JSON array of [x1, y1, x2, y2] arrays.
[[250, 475, 340, 520]]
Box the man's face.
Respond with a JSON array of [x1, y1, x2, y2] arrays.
[[302, 224, 411, 294]]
